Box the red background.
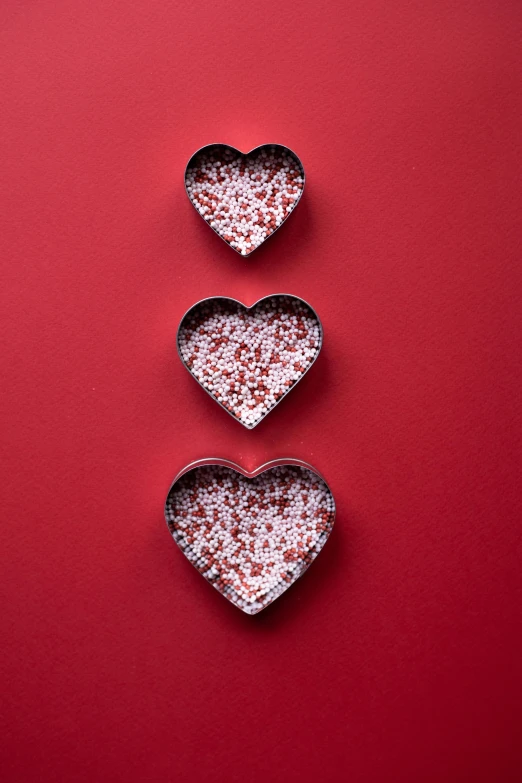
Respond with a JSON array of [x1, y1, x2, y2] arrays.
[[1, 1, 522, 781]]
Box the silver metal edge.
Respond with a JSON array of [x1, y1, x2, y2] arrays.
[[183, 143, 306, 257], [164, 457, 336, 615], [176, 293, 324, 430]]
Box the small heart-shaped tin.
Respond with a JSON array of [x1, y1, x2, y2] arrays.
[[185, 143, 305, 256], [177, 294, 323, 429], [165, 458, 335, 614]]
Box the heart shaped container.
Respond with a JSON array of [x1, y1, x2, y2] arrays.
[[184, 143, 305, 256], [177, 293, 323, 429], [165, 458, 336, 614]]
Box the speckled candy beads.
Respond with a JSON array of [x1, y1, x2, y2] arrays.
[[165, 461, 335, 614], [177, 294, 322, 428], [185, 144, 305, 256], [170, 143, 334, 614]]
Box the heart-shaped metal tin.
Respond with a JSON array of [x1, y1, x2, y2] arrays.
[[177, 294, 323, 429], [184, 143, 305, 256], [165, 458, 336, 614]]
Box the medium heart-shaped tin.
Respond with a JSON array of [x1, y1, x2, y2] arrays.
[[177, 294, 323, 429], [185, 143, 305, 256], [165, 458, 336, 614]]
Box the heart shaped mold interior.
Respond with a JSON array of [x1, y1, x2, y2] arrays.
[[165, 462, 335, 614], [177, 295, 322, 429], [185, 144, 305, 256]]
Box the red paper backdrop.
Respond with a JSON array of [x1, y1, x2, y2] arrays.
[[1, 1, 522, 781]]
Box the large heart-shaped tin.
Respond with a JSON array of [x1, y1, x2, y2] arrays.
[[165, 458, 336, 614], [184, 143, 305, 256], [177, 294, 323, 429]]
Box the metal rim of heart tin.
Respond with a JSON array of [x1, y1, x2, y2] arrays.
[[184, 143, 306, 256], [164, 457, 336, 614], [176, 293, 324, 430]]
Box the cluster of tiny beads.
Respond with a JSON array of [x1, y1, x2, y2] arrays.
[[185, 146, 304, 255], [166, 465, 335, 614], [178, 296, 321, 428]]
